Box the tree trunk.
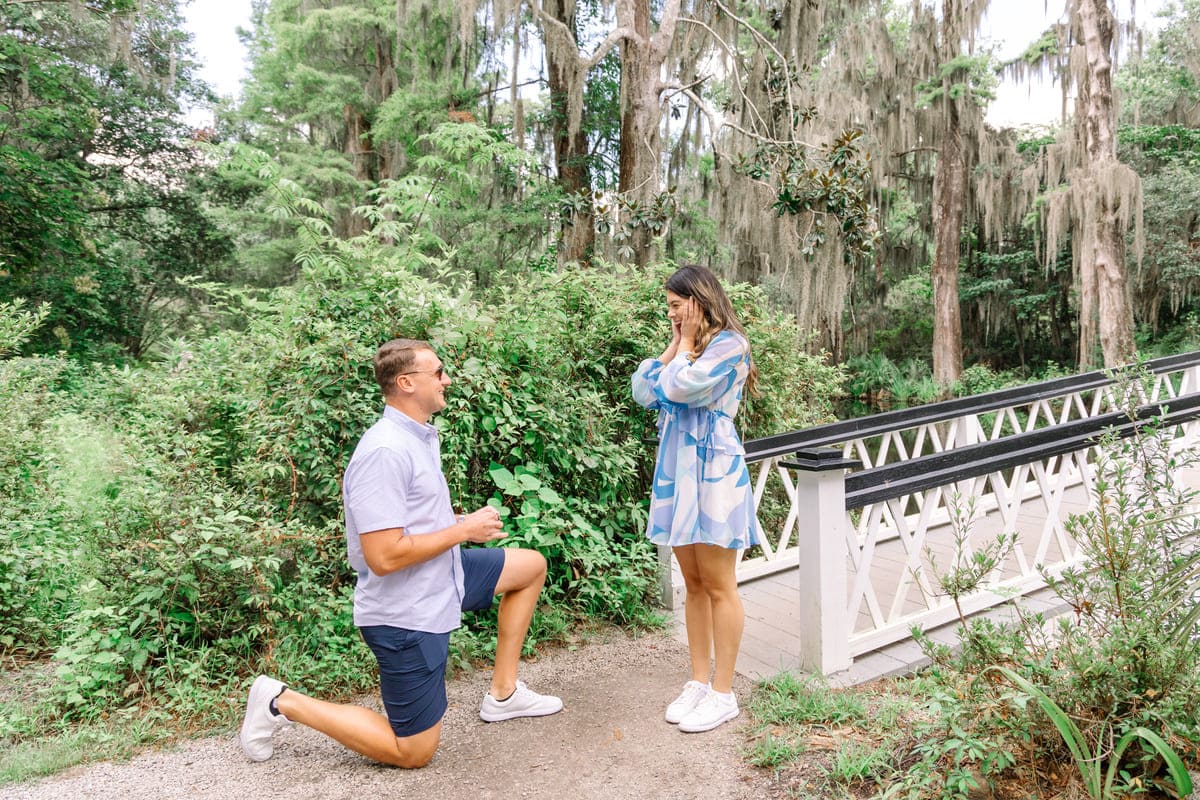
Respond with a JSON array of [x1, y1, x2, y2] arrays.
[[618, 0, 654, 266], [617, 0, 678, 267], [930, 0, 968, 390], [544, 0, 595, 266], [1076, 0, 1136, 368], [931, 111, 965, 389], [342, 103, 371, 237], [373, 25, 399, 180]]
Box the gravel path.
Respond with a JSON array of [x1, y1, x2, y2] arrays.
[[1, 628, 776, 800]]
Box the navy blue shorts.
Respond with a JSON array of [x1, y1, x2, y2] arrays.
[[359, 547, 506, 737]]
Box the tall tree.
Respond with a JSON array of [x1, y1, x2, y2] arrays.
[[1014, 0, 1142, 369], [0, 0, 230, 357], [925, 0, 992, 388], [1074, 0, 1137, 366], [615, 0, 680, 266], [540, 0, 596, 264], [236, 0, 407, 237]]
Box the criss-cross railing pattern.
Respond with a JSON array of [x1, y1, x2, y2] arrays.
[[738, 353, 1200, 582], [662, 352, 1200, 673]]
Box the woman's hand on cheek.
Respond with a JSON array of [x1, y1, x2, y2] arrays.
[[680, 298, 703, 340]]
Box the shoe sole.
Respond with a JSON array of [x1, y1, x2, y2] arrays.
[[678, 706, 740, 733]]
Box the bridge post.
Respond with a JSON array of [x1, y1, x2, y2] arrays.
[[657, 544, 683, 610], [788, 447, 861, 676]]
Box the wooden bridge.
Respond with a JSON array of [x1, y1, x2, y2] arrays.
[[664, 353, 1200, 685]]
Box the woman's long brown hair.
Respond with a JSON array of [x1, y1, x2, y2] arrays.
[[665, 264, 760, 397]]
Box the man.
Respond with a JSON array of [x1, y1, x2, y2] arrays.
[[239, 338, 562, 768]]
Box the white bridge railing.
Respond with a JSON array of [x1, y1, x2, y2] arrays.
[[658, 352, 1200, 675]]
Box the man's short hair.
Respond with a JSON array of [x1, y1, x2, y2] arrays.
[[374, 338, 433, 396]]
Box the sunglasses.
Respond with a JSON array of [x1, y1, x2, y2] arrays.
[[399, 365, 447, 379]]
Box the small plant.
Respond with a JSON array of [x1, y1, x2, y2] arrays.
[[825, 739, 893, 785], [0, 298, 50, 358], [747, 729, 808, 769], [749, 673, 867, 727], [983, 665, 1193, 800]]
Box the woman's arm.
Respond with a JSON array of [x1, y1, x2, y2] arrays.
[[658, 330, 747, 407]]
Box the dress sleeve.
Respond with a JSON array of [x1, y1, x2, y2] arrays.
[[631, 357, 664, 409], [658, 331, 747, 408]]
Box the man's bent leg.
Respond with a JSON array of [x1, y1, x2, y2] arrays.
[[459, 547, 560, 721], [491, 548, 547, 698], [275, 689, 442, 768]]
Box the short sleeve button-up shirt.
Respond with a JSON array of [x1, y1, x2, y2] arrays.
[[343, 405, 466, 632]]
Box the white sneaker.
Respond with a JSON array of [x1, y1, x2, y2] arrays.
[[479, 680, 563, 722], [678, 689, 739, 733], [665, 680, 710, 724], [239, 675, 293, 761]]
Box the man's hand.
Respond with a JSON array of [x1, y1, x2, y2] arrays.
[[459, 505, 505, 544], [360, 506, 506, 575]]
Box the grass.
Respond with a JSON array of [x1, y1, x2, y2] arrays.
[[0, 709, 175, 784], [748, 672, 868, 727], [743, 671, 926, 796]]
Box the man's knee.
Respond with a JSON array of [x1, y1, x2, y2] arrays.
[[512, 547, 547, 580], [394, 743, 437, 769], [495, 547, 548, 595], [391, 724, 441, 768]]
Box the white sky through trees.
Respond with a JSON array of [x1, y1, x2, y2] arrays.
[[181, 0, 1168, 127]]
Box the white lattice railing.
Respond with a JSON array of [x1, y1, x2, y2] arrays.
[[740, 357, 1200, 578], [658, 352, 1200, 674]]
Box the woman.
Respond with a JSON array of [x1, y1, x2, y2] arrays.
[[631, 264, 761, 733]]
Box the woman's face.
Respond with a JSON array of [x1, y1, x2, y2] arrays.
[[672, 291, 705, 328], [666, 290, 696, 326]]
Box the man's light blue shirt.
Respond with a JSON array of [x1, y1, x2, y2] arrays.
[[343, 405, 466, 632]]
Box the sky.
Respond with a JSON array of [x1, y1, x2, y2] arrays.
[[180, 0, 1169, 129], [182, 0, 253, 125], [982, 0, 1168, 128]]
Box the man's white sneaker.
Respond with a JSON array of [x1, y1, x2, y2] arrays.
[[678, 689, 739, 733], [239, 675, 293, 761], [479, 680, 563, 722], [665, 680, 710, 724]]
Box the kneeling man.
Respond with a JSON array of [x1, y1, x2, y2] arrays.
[[240, 338, 561, 767]]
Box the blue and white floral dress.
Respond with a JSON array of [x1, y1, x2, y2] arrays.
[[631, 329, 762, 550]]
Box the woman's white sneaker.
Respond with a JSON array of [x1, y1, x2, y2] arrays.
[[678, 689, 739, 732], [665, 680, 710, 724]]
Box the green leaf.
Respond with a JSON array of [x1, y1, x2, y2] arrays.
[[488, 462, 515, 490]]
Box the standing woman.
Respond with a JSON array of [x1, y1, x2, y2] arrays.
[[632, 264, 762, 733]]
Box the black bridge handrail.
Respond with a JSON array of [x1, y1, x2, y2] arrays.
[[744, 350, 1200, 463], [810, 392, 1200, 509]]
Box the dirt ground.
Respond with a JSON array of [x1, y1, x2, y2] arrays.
[[2, 627, 780, 800]]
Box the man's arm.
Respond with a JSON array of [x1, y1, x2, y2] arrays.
[[359, 506, 505, 576]]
